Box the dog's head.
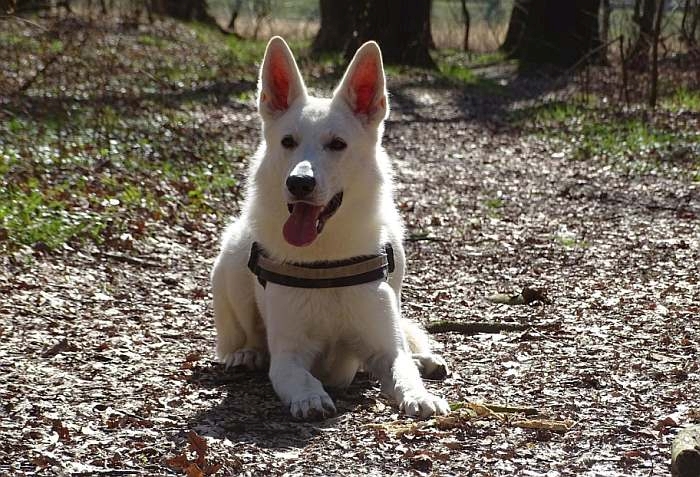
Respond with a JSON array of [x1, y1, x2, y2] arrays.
[[255, 37, 389, 248]]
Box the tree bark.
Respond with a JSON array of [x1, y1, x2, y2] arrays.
[[345, 0, 435, 67], [601, 0, 611, 59], [680, 0, 699, 47], [460, 0, 470, 51], [227, 0, 243, 34], [628, 0, 658, 69], [649, 0, 665, 108], [500, 0, 529, 54], [311, 0, 352, 54], [150, 0, 218, 26], [501, 0, 603, 69]]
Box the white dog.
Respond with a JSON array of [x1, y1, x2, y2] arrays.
[[211, 37, 449, 420]]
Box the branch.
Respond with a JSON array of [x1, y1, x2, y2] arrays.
[[96, 252, 161, 268], [406, 233, 448, 242], [426, 321, 531, 334]]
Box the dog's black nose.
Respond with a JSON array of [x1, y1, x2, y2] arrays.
[[286, 174, 316, 198]]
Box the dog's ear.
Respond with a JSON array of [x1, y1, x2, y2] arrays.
[[258, 37, 307, 120], [333, 41, 388, 126]]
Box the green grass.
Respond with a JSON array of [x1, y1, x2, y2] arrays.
[[0, 182, 107, 249], [0, 20, 252, 252], [440, 62, 478, 83], [0, 106, 243, 250], [555, 234, 589, 249], [482, 197, 505, 218], [662, 87, 700, 112], [513, 99, 700, 177]]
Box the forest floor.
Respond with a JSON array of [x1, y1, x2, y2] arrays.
[[1, 16, 699, 477]]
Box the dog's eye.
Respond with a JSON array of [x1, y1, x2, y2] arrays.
[[281, 135, 297, 149], [326, 138, 347, 151]]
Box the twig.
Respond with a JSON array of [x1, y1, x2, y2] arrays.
[[481, 403, 539, 416], [426, 320, 534, 334], [512, 418, 575, 433], [96, 252, 161, 268], [406, 234, 449, 242], [619, 35, 630, 107], [0, 14, 49, 31]]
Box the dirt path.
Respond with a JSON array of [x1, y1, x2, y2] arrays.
[[2, 82, 699, 476]]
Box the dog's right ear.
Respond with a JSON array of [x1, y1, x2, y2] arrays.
[[258, 37, 307, 120]]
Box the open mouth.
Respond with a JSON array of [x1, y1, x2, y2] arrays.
[[283, 192, 343, 247]]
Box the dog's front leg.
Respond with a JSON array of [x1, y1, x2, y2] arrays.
[[355, 283, 450, 418], [264, 288, 336, 420], [269, 351, 336, 420]]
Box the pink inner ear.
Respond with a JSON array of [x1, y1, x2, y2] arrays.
[[267, 51, 290, 111], [351, 59, 378, 115]]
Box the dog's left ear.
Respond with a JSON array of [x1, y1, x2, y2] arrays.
[[333, 41, 388, 126]]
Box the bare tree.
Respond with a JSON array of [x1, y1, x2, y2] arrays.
[[649, 0, 666, 108], [601, 0, 611, 58], [680, 0, 700, 46], [460, 0, 470, 51]]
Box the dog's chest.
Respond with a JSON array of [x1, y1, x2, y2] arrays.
[[254, 283, 365, 336]]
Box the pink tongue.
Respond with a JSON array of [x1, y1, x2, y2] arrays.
[[283, 203, 324, 247]]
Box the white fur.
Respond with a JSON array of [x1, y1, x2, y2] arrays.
[[211, 37, 449, 420]]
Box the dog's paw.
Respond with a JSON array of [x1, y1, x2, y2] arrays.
[[400, 392, 450, 418], [413, 353, 450, 380], [222, 348, 268, 371], [289, 392, 337, 420]]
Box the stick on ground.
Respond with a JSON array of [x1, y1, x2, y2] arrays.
[[426, 321, 531, 334]]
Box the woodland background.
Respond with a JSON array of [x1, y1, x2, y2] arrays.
[[1, 0, 699, 475]]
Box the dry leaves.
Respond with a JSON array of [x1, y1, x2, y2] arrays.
[[166, 431, 223, 477], [1, 14, 698, 477]]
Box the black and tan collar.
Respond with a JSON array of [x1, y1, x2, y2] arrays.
[[247, 242, 395, 289]]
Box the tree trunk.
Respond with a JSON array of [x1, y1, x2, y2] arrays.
[[628, 0, 657, 69], [500, 0, 529, 54], [150, 0, 218, 26], [311, 0, 352, 53], [649, 0, 665, 108], [227, 0, 243, 33], [501, 0, 603, 69], [345, 0, 435, 67], [601, 0, 611, 58], [461, 0, 470, 51]]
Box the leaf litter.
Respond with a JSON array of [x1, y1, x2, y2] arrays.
[[1, 15, 699, 477]]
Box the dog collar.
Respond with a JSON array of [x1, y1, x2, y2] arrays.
[[248, 242, 395, 289]]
